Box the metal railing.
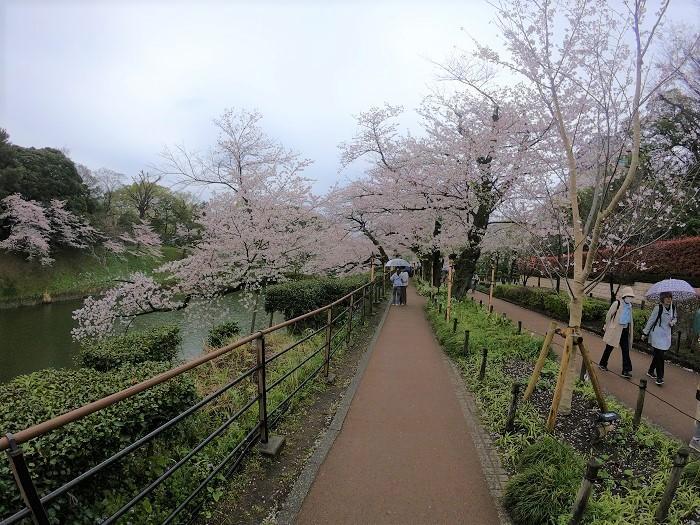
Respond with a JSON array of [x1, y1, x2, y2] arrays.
[[1, 275, 387, 525]]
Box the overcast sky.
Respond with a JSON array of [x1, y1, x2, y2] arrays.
[[1, 0, 698, 195]]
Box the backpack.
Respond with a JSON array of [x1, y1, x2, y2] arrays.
[[650, 303, 676, 332]]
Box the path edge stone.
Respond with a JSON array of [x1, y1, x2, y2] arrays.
[[441, 345, 513, 525], [275, 300, 392, 525]]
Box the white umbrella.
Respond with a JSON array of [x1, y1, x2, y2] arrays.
[[644, 278, 698, 302], [385, 258, 410, 267]]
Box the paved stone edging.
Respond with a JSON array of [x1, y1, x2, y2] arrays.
[[442, 354, 512, 525], [275, 300, 391, 525]]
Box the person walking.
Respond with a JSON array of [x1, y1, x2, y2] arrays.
[[641, 291, 677, 386], [399, 267, 409, 306], [390, 269, 402, 306], [690, 378, 700, 453], [599, 286, 636, 378]]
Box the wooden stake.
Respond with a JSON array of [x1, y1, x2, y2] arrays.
[[523, 321, 558, 400], [576, 339, 608, 412], [370, 255, 375, 282], [488, 266, 495, 310], [547, 329, 573, 432]]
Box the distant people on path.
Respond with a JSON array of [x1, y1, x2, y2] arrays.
[[470, 274, 480, 294], [599, 287, 635, 378], [399, 267, 409, 305], [641, 291, 677, 386], [390, 269, 402, 306]]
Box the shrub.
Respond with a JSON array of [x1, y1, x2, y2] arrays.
[[503, 461, 583, 524], [542, 293, 569, 320], [78, 325, 181, 371], [517, 436, 582, 472], [207, 320, 241, 347], [264, 274, 368, 330], [0, 363, 198, 520], [581, 298, 610, 323]]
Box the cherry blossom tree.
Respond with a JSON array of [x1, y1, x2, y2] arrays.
[[480, 0, 697, 413], [0, 194, 100, 264], [0, 194, 53, 264], [73, 109, 331, 340]]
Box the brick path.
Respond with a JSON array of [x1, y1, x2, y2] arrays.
[[296, 287, 503, 525], [473, 290, 699, 441]]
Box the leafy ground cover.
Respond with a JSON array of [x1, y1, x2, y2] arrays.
[[417, 280, 699, 525]]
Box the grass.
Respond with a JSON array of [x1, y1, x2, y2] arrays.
[[417, 279, 700, 525], [0, 247, 181, 305]]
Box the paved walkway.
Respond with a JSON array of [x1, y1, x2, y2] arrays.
[[473, 291, 699, 441], [296, 287, 502, 525]]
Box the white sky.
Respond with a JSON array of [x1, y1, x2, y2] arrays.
[[1, 0, 698, 194]]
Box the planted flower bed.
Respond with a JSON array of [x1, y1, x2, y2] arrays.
[[418, 280, 699, 524]]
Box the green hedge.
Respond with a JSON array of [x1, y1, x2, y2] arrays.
[[0, 363, 198, 521], [493, 284, 651, 332], [264, 274, 369, 330], [78, 325, 181, 371], [207, 320, 241, 347]]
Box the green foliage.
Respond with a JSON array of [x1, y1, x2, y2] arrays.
[[207, 320, 241, 347], [78, 325, 181, 371], [0, 132, 94, 213], [264, 274, 368, 330], [517, 436, 583, 472], [0, 246, 181, 305], [504, 462, 582, 525], [0, 363, 198, 520]]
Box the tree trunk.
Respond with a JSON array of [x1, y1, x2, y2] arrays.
[[452, 245, 481, 298], [559, 280, 584, 415], [555, 275, 561, 293], [431, 249, 442, 287]]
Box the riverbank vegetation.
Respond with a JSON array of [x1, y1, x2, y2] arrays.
[[0, 247, 181, 307], [1, 276, 380, 523], [419, 281, 700, 524]]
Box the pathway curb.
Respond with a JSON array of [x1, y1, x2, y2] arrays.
[[276, 300, 391, 525]]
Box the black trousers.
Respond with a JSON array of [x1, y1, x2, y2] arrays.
[[648, 347, 666, 380], [600, 326, 632, 373]]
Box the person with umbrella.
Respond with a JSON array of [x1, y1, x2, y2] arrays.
[[399, 266, 410, 305], [641, 291, 677, 386], [641, 279, 697, 386], [385, 258, 410, 306]]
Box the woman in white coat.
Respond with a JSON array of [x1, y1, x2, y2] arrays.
[[642, 291, 677, 386], [599, 286, 635, 377]]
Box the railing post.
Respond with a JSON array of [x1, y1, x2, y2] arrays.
[[347, 294, 354, 349], [256, 335, 285, 456], [517, 320, 522, 334], [5, 433, 50, 525], [633, 379, 647, 430], [324, 307, 335, 382], [654, 447, 690, 523], [463, 330, 470, 356], [361, 287, 367, 323], [256, 335, 269, 445], [453, 318, 458, 333], [368, 283, 374, 315], [569, 457, 604, 525]]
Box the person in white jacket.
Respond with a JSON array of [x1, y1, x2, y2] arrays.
[[641, 291, 677, 386]]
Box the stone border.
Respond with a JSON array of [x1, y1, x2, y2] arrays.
[[275, 300, 392, 525], [443, 352, 513, 525]]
